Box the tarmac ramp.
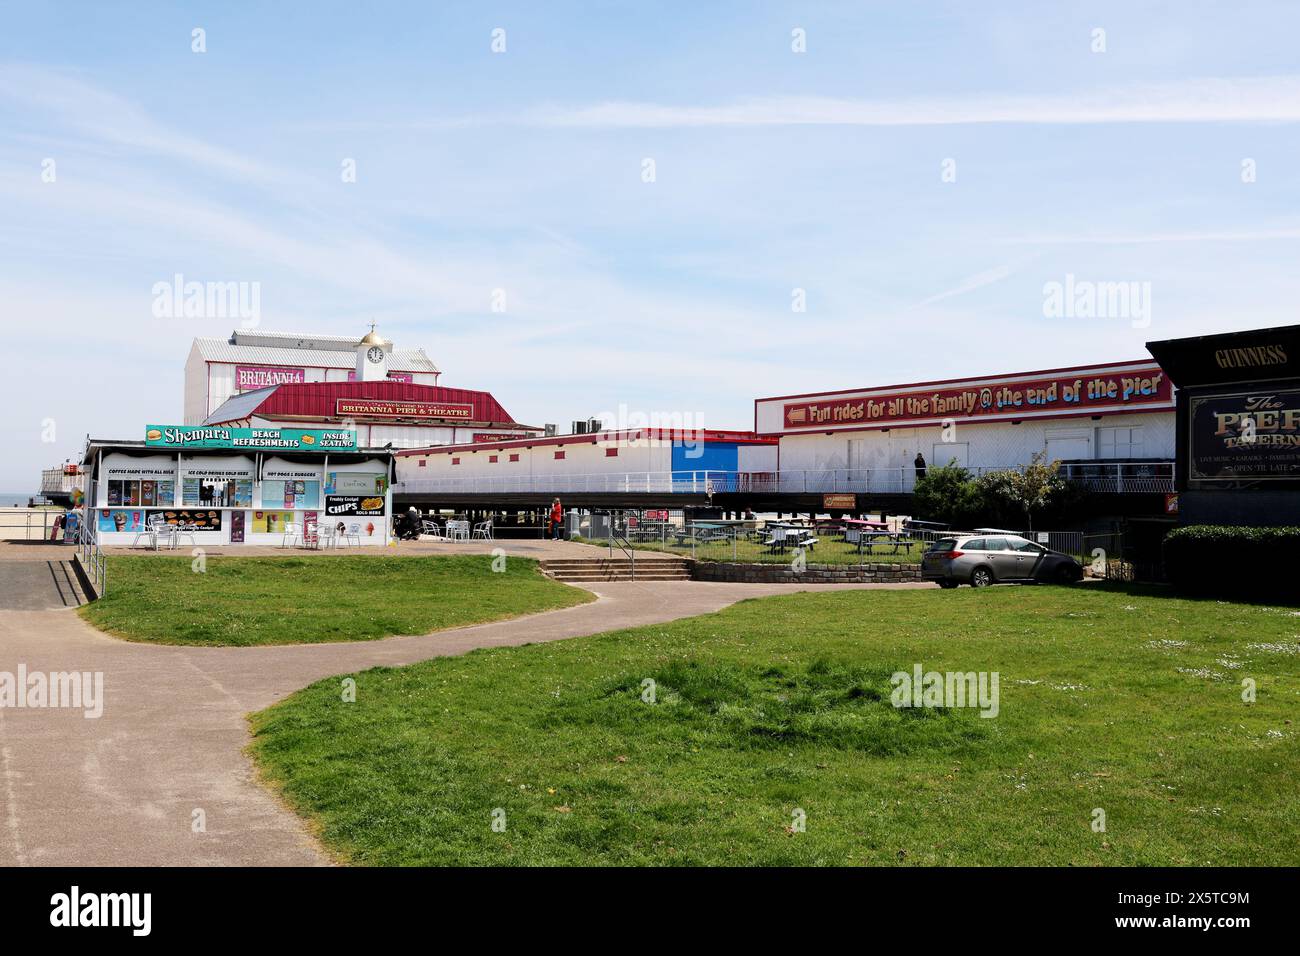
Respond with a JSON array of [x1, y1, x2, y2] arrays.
[[0, 557, 88, 610]]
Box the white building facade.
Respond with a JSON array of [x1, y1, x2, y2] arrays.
[[397, 430, 778, 493], [184, 328, 441, 424], [755, 361, 1175, 493]]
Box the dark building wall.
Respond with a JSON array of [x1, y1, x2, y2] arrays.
[[1180, 490, 1300, 527]]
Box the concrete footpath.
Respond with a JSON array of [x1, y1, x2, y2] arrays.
[[0, 562, 925, 866]]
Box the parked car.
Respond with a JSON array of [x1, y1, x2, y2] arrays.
[[922, 534, 1083, 588]]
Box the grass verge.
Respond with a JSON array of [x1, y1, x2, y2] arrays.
[[249, 583, 1300, 865], [79, 555, 592, 646]]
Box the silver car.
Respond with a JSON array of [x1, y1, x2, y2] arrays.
[[922, 534, 1083, 588]]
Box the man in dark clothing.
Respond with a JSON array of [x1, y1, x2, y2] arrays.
[[913, 452, 927, 483]]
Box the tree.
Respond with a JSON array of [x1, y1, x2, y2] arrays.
[[978, 452, 1068, 533], [912, 463, 985, 528]]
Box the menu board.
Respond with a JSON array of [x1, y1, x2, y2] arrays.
[[146, 509, 223, 531]]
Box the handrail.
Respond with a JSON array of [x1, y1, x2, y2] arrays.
[[76, 518, 107, 597], [608, 510, 635, 580]]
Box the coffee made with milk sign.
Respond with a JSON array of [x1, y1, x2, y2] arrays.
[[145, 425, 357, 451]]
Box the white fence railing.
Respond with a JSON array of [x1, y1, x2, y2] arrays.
[[396, 461, 1173, 497]]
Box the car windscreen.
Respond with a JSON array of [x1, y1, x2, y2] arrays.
[[930, 537, 958, 551]]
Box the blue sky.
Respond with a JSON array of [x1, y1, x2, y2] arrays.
[[3, 1, 1300, 489]]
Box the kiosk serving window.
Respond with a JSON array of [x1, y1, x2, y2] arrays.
[[261, 458, 323, 509], [179, 456, 254, 508], [101, 455, 177, 508]]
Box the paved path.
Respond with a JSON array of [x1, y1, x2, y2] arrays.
[[0, 571, 927, 866]]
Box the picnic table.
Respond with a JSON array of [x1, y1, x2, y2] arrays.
[[673, 523, 732, 546], [841, 518, 890, 543], [853, 531, 917, 555], [759, 523, 819, 553]]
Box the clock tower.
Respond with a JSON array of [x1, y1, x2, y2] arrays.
[[355, 323, 391, 382]]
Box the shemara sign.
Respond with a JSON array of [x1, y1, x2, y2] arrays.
[[145, 426, 357, 451]]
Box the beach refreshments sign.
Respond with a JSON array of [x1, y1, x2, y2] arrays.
[[145, 425, 357, 451], [1189, 389, 1300, 481], [781, 365, 1172, 431]]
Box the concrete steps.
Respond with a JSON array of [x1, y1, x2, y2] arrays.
[[540, 556, 692, 583]]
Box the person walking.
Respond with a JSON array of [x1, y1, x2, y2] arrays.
[[913, 452, 927, 483], [549, 498, 565, 540]]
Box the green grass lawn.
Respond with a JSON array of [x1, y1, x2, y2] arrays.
[[249, 584, 1300, 865], [79, 555, 591, 646]]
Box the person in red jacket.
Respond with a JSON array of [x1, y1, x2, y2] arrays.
[[550, 498, 564, 540]]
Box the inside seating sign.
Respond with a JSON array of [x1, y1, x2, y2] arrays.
[[1189, 389, 1300, 481]]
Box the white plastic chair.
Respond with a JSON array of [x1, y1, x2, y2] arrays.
[[171, 522, 198, 550], [131, 514, 163, 549], [280, 520, 299, 548], [473, 521, 493, 540]]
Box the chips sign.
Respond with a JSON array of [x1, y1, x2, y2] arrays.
[[325, 495, 385, 516], [145, 425, 357, 451], [822, 493, 857, 510]]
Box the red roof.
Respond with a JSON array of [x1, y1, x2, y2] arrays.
[[209, 380, 527, 427], [395, 428, 777, 456]]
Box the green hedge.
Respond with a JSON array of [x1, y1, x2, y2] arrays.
[[1163, 525, 1300, 600]]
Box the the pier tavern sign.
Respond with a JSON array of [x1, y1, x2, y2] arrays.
[[1147, 324, 1300, 527]]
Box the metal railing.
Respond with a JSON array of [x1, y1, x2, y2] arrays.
[[1058, 461, 1174, 494], [397, 461, 1174, 497], [41, 468, 81, 498], [76, 518, 107, 597], [0, 508, 64, 540]]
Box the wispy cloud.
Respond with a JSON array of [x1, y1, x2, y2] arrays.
[[0, 63, 279, 183], [523, 76, 1300, 128], [909, 264, 1021, 310], [1000, 228, 1300, 245]]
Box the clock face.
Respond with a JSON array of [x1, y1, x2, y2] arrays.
[[366, 346, 384, 364]]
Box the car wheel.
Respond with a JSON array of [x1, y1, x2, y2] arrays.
[[970, 566, 994, 588], [938, 580, 959, 589], [1055, 564, 1079, 585]]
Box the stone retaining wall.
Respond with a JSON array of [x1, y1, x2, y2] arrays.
[[689, 561, 924, 584]]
